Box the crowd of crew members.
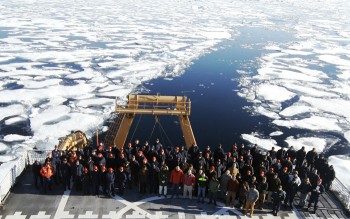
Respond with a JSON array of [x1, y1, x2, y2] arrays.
[[33, 139, 336, 216]]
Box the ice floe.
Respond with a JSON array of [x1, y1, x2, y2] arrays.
[[269, 131, 283, 136], [0, 104, 26, 121], [241, 133, 280, 151], [3, 134, 31, 142], [273, 116, 342, 132], [284, 136, 327, 153], [256, 84, 295, 104]]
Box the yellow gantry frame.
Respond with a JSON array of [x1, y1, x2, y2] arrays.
[[114, 94, 196, 148]]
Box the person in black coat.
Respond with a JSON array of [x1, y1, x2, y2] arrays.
[[59, 158, 71, 190], [81, 168, 91, 195], [271, 185, 286, 216], [324, 165, 335, 191], [116, 166, 127, 196], [72, 160, 84, 191], [100, 165, 107, 194], [106, 168, 115, 197], [306, 148, 317, 169], [90, 165, 100, 196], [308, 178, 325, 214], [32, 160, 43, 189], [295, 147, 306, 169]]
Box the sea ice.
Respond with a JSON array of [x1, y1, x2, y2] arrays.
[[0, 104, 26, 121], [328, 155, 350, 190], [241, 133, 280, 151], [284, 136, 327, 153], [273, 116, 342, 132], [269, 131, 283, 136], [256, 84, 295, 103], [3, 134, 31, 142]]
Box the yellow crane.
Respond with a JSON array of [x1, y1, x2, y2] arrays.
[[104, 94, 196, 149]]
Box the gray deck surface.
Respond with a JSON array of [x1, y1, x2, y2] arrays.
[[0, 168, 349, 219]]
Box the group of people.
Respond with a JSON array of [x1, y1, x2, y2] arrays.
[[32, 139, 336, 216]]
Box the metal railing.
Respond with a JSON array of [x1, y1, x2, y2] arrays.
[[331, 177, 350, 210], [0, 150, 51, 204], [1, 149, 350, 211], [0, 150, 28, 204]]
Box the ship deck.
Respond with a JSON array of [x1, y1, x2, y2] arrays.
[[0, 167, 349, 219]]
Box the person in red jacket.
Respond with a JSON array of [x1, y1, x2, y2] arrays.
[[40, 161, 55, 193], [170, 166, 184, 198], [183, 169, 196, 199]]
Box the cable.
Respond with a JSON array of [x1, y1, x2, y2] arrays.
[[129, 114, 142, 144]]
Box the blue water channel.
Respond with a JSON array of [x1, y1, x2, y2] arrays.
[[125, 27, 292, 149], [124, 27, 349, 157]]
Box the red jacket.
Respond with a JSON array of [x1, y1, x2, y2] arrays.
[[170, 169, 184, 184], [183, 173, 195, 186]]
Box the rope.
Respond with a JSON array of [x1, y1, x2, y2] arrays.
[[158, 121, 174, 147], [148, 116, 158, 143], [129, 114, 142, 144]]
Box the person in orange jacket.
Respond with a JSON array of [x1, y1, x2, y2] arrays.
[[40, 161, 55, 193], [170, 166, 184, 198]]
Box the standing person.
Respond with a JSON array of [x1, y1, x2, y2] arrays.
[[158, 164, 170, 197], [40, 161, 55, 193], [238, 181, 249, 209], [298, 177, 312, 208], [149, 163, 160, 194], [72, 160, 84, 191], [324, 165, 335, 191], [100, 165, 107, 195], [308, 178, 325, 214], [59, 158, 71, 191], [271, 185, 286, 216], [208, 175, 220, 205], [130, 155, 140, 188], [183, 169, 196, 199], [170, 166, 184, 198], [32, 160, 43, 189], [91, 165, 100, 196], [256, 176, 268, 209], [284, 170, 301, 209], [244, 185, 259, 217], [267, 173, 281, 204], [81, 168, 91, 195], [197, 169, 208, 203], [226, 175, 239, 207], [106, 168, 115, 197], [116, 166, 127, 196], [139, 165, 149, 195], [220, 170, 231, 201]]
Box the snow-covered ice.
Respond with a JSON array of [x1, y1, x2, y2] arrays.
[[328, 155, 350, 190]]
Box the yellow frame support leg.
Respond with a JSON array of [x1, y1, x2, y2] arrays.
[[113, 114, 134, 148]]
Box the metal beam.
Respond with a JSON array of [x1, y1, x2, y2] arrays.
[[116, 108, 189, 115], [113, 114, 134, 148]]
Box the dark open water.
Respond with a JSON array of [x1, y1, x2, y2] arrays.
[[121, 27, 349, 157]]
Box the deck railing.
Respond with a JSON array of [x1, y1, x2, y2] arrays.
[[331, 177, 350, 210], [1, 149, 350, 211], [0, 150, 28, 204]]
